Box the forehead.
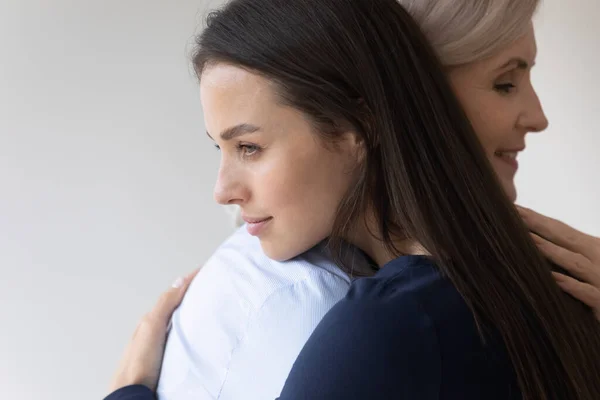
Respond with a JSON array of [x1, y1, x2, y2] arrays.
[[200, 64, 279, 130], [475, 25, 538, 72], [495, 25, 536, 61], [450, 24, 538, 82], [200, 64, 280, 104]]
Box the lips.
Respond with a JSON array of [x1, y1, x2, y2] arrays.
[[494, 150, 520, 171], [243, 216, 273, 236], [494, 151, 518, 160], [242, 216, 272, 224], [495, 145, 524, 154]]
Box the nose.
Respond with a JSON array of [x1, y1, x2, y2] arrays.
[[517, 84, 549, 134], [213, 162, 248, 206]]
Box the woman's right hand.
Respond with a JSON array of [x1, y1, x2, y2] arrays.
[[108, 269, 199, 394], [517, 206, 600, 321]]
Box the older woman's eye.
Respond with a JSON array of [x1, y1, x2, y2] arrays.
[[494, 83, 516, 93], [214, 144, 221, 151]]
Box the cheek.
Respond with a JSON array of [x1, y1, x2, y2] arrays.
[[452, 81, 512, 153], [243, 148, 312, 213], [464, 102, 512, 156], [471, 114, 499, 154], [253, 144, 357, 235]]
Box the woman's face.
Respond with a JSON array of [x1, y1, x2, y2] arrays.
[[201, 64, 362, 261], [448, 24, 549, 202], [201, 25, 549, 261]]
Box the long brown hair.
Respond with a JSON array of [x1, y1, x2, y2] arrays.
[[193, 0, 600, 398]]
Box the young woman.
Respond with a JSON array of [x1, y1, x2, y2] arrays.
[[105, 0, 600, 399]]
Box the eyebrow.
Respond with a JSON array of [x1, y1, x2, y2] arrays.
[[496, 57, 534, 71], [206, 123, 261, 141]]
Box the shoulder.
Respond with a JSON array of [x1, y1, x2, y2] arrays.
[[191, 226, 352, 313], [313, 258, 441, 337], [158, 227, 355, 399], [280, 257, 444, 399], [332, 255, 451, 332], [281, 256, 520, 400]]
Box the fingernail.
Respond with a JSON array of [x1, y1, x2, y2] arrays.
[[172, 277, 184, 288], [552, 272, 566, 282]]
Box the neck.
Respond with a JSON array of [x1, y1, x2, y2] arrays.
[[349, 214, 429, 267], [360, 235, 429, 267]]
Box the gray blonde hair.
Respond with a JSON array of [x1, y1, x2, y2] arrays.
[[226, 0, 539, 227], [400, 0, 540, 66]]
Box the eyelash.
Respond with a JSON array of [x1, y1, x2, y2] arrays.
[[494, 83, 516, 94], [214, 143, 262, 158]]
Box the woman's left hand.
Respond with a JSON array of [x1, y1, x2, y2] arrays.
[[109, 269, 199, 393], [517, 206, 600, 321]]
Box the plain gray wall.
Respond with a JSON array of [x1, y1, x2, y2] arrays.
[[0, 1, 597, 399]]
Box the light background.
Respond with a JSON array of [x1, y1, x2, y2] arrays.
[[0, 1, 597, 399]]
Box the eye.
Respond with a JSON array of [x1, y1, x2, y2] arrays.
[[214, 144, 221, 151], [237, 143, 261, 157], [494, 83, 516, 94]]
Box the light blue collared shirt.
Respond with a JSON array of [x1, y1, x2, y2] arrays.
[[157, 226, 363, 400]]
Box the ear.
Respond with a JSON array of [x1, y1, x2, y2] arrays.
[[341, 129, 366, 164]]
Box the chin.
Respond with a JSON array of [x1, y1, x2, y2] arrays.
[[259, 233, 323, 262], [259, 240, 297, 262]]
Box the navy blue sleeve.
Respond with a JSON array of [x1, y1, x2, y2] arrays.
[[103, 385, 155, 400], [277, 282, 441, 399]]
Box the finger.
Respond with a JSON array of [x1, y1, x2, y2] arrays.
[[533, 233, 600, 288], [151, 270, 199, 326], [553, 272, 600, 312], [186, 267, 201, 282], [517, 206, 595, 258]]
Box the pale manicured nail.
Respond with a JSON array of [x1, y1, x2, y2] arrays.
[[552, 272, 566, 282], [172, 277, 184, 288]]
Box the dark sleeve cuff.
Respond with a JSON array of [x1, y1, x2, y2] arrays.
[[103, 384, 155, 400]]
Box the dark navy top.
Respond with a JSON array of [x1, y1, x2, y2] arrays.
[[104, 255, 522, 400]]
